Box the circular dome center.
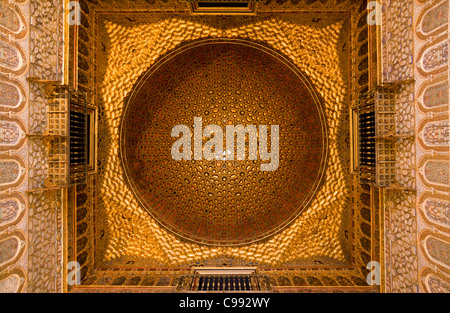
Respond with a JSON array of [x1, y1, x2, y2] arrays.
[[120, 39, 327, 246]]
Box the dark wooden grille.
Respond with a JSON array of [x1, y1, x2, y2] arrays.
[[70, 110, 87, 167], [359, 109, 375, 168], [69, 89, 88, 185], [176, 274, 273, 292], [197, 275, 252, 291]]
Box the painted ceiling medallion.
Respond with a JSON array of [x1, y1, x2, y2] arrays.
[[120, 39, 328, 246]]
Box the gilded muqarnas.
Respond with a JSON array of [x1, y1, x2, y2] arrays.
[[98, 15, 349, 266]]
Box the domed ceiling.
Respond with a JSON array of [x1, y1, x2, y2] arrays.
[[60, 0, 382, 293], [120, 39, 328, 246], [96, 13, 351, 268]]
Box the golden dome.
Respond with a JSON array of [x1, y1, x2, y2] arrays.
[[120, 39, 328, 246]]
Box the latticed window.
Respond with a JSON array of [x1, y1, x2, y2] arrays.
[[177, 274, 273, 292], [69, 89, 89, 185], [358, 109, 376, 168], [185, 0, 260, 14], [197, 275, 252, 291], [175, 268, 273, 292], [69, 110, 87, 168], [353, 86, 397, 187]]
